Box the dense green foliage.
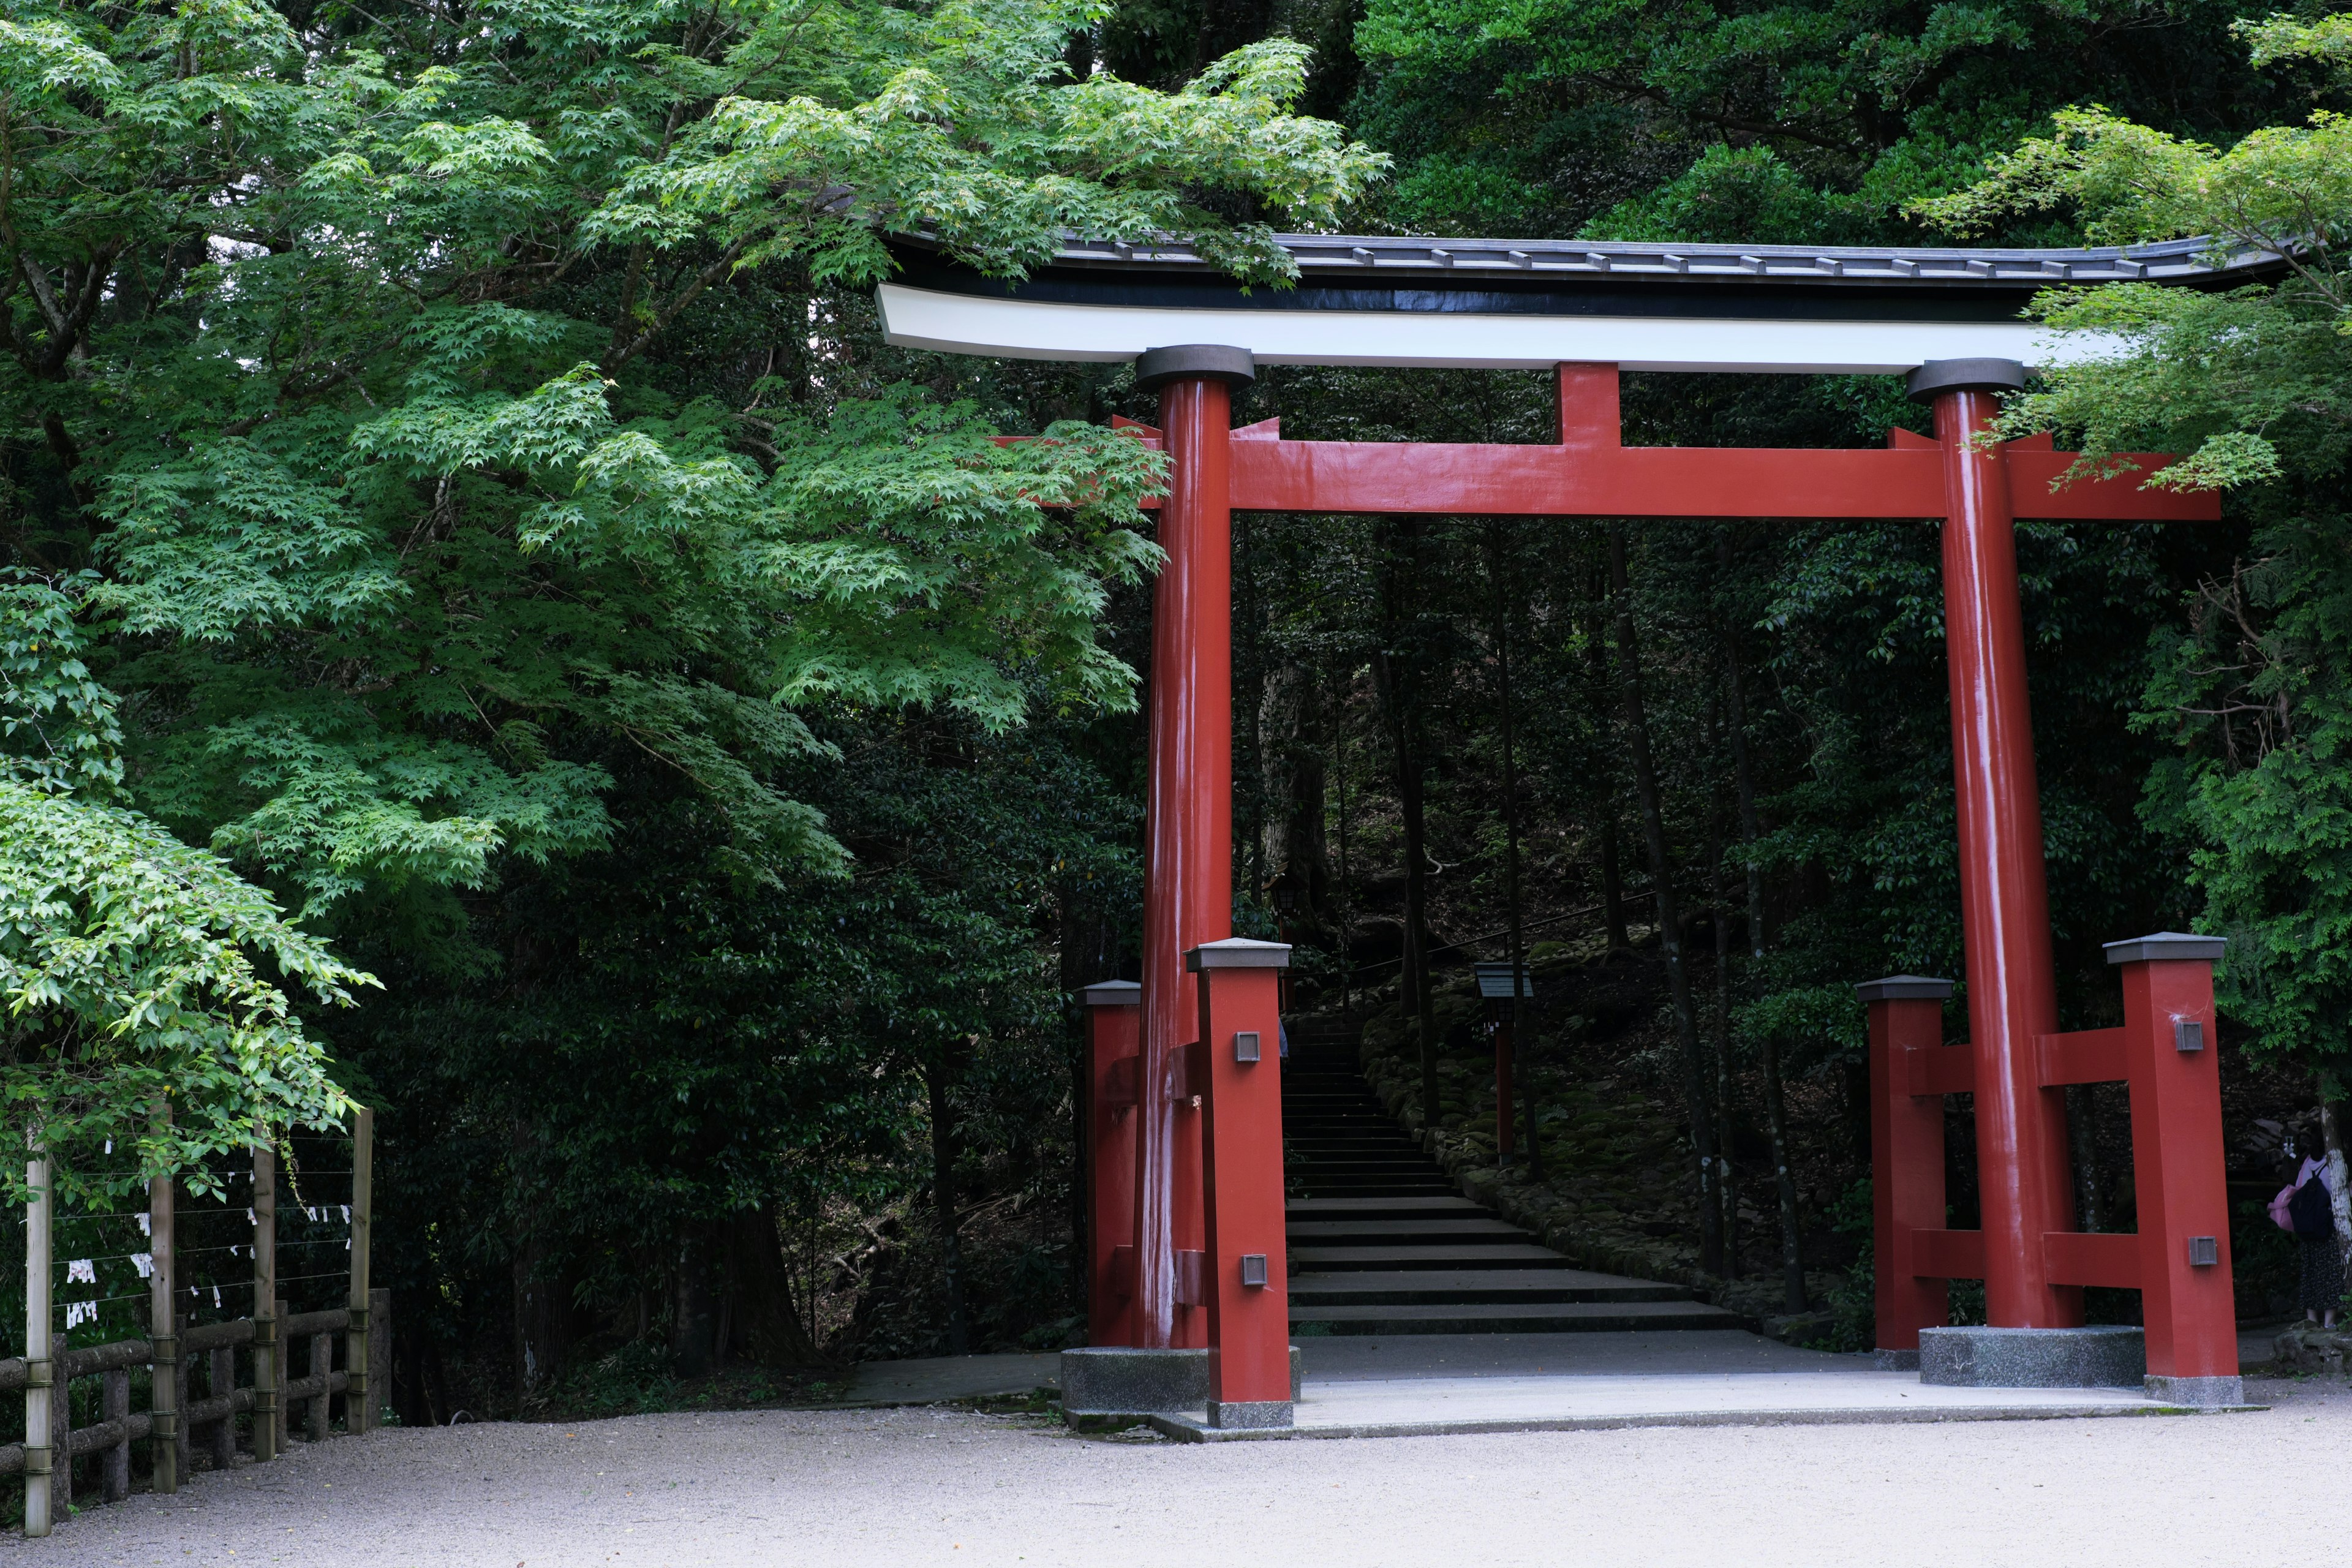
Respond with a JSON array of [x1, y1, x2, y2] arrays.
[[0, 0, 1378, 1396]]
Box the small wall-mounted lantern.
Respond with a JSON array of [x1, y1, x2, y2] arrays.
[[2187, 1235, 2220, 1267], [1239, 1254, 1269, 1287], [1233, 1030, 1261, 1063], [2174, 1019, 2205, 1052]]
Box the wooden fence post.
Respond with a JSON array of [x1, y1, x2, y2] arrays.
[[347, 1106, 372, 1434], [102, 1368, 129, 1501], [273, 1298, 289, 1453], [252, 1140, 277, 1462], [24, 1141, 53, 1537], [149, 1102, 178, 1494]]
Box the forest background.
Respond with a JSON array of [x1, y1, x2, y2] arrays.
[[1, 0, 2348, 1423]]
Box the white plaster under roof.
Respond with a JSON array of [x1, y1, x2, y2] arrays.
[[877, 283, 2112, 373]]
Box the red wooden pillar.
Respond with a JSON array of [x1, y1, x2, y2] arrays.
[[1189, 937, 1293, 1428], [1080, 979, 1140, 1347], [2106, 932, 2239, 1400], [1133, 345, 1253, 1351], [1915, 358, 2081, 1331], [1862, 976, 1956, 1354]]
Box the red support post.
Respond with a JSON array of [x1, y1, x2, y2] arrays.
[[1133, 346, 1253, 1351], [1863, 976, 1958, 1355], [2106, 933, 2240, 1402], [1189, 937, 1294, 1428], [1917, 359, 2082, 1331], [1081, 980, 1140, 1347]]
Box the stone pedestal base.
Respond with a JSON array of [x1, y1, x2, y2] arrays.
[[1872, 1349, 1921, 1372], [1208, 1399, 1292, 1429], [2143, 1373, 2244, 1408], [1060, 1346, 1302, 1426], [1918, 1325, 2144, 1389]]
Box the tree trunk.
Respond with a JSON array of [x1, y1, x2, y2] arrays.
[[1705, 702, 1738, 1277], [1608, 524, 1722, 1275], [1398, 698, 1439, 1135], [1487, 526, 1539, 1179], [925, 1052, 970, 1355], [1333, 673, 1355, 1018], [1720, 561, 1805, 1311], [671, 1226, 718, 1377], [2323, 1096, 2352, 1273], [1583, 605, 1631, 951], [723, 1204, 824, 1366], [1376, 520, 1440, 1136], [1373, 646, 1439, 1134]]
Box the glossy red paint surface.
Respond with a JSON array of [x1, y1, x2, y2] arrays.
[[1869, 995, 1956, 1352], [1214, 441, 2211, 521], [1084, 997, 1139, 1348], [1196, 960, 1291, 1408], [1133, 377, 1234, 1351], [1934, 386, 2082, 1330], [2115, 958, 2237, 1379]]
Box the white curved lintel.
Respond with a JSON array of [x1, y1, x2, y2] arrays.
[[877, 284, 2119, 375]]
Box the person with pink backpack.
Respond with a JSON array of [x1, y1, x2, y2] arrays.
[[2272, 1142, 2345, 1330]]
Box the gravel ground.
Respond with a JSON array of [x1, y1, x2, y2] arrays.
[[13, 1376, 2345, 1568]]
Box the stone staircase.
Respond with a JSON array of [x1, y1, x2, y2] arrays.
[[1283, 1015, 1740, 1336]]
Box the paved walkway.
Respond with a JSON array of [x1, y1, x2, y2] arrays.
[[23, 1376, 2344, 1566]]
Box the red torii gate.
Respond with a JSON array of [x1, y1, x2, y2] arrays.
[[1074, 347, 2226, 1428]]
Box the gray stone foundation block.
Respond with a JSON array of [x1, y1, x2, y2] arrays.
[[1060, 1346, 1303, 1422], [1918, 1325, 2144, 1389], [1872, 1349, 1921, 1372], [1061, 1348, 1206, 1415], [1208, 1399, 1293, 1429], [2143, 1374, 2244, 1408]]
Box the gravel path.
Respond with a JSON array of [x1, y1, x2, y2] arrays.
[[17, 1376, 2345, 1567]]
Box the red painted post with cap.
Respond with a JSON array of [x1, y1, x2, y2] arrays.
[[1134, 346, 1253, 1351], [2106, 933, 2239, 1399], [1918, 360, 2082, 1331], [1864, 976, 1957, 1354], [1081, 981, 1140, 1347], [1190, 937, 1293, 1428]]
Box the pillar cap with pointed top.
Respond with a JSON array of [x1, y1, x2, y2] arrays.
[[1185, 937, 1292, 971], [1079, 979, 1141, 1006], [2103, 932, 2226, 965], [1855, 974, 1954, 1001]]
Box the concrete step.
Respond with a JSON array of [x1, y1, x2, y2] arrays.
[[1288, 1300, 1744, 1335], [1287, 1244, 1571, 1272], [1287, 1218, 1532, 1245], [1287, 1268, 1686, 1306], [1287, 1175, 1458, 1193], [1287, 1196, 1488, 1219]]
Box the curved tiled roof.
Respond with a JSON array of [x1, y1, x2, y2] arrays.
[[1035, 232, 2284, 288]]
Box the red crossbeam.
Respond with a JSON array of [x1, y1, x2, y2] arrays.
[[1219, 440, 2215, 519], [1112, 425, 2215, 521]]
